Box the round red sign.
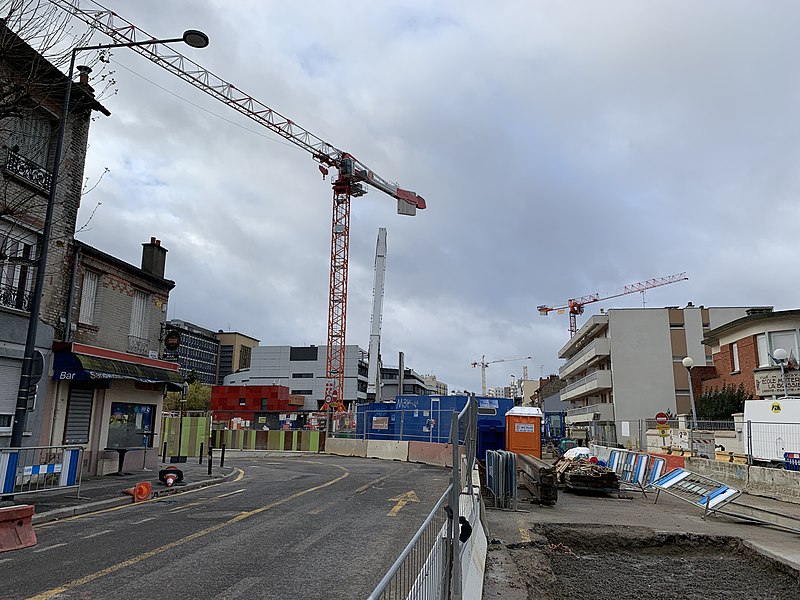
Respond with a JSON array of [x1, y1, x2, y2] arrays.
[[655, 412, 669, 425]]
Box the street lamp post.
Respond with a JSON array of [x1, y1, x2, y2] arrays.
[[11, 30, 209, 448], [772, 348, 789, 397], [682, 357, 698, 430]]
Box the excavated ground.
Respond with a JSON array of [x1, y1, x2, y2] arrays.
[[493, 523, 799, 600]]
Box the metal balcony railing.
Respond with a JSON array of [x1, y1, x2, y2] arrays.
[[127, 335, 150, 356], [3, 148, 52, 193], [0, 282, 33, 312]]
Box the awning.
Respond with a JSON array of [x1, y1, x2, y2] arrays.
[[53, 352, 183, 387]]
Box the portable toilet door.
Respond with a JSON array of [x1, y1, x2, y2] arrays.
[[505, 406, 543, 458]]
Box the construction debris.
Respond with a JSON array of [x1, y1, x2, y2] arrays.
[[555, 457, 620, 493]]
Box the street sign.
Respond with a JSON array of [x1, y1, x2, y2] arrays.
[[655, 412, 669, 425]]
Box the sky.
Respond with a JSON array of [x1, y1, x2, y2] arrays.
[[43, 1, 800, 393]]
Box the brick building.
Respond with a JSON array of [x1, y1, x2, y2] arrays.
[[0, 21, 109, 446], [701, 307, 800, 399], [49, 238, 182, 475]]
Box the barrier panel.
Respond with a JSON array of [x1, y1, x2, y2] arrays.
[[408, 441, 452, 467], [325, 438, 367, 457], [210, 430, 321, 452], [366, 440, 409, 462], [0, 505, 36, 552], [485, 450, 517, 509], [0, 446, 83, 498]]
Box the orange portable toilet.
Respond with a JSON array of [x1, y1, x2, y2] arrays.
[[505, 406, 543, 458]]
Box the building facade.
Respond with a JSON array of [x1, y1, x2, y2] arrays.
[[0, 22, 109, 447], [223, 345, 368, 410], [558, 305, 757, 445], [165, 319, 220, 385], [49, 239, 181, 474], [422, 374, 448, 396], [215, 331, 259, 384], [701, 308, 800, 400]]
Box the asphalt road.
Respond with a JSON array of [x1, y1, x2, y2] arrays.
[[2, 455, 450, 600]]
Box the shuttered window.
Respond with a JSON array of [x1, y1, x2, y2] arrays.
[[130, 290, 147, 338], [0, 359, 19, 429], [7, 114, 52, 166], [78, 271, 98, 324], [64, 388, 93, 444]]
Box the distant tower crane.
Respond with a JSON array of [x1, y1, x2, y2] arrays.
[[50, 0, 426, 412], [471, 356, 532, 396], [537, 272, 688, 337], [366, 229, 387, 403]]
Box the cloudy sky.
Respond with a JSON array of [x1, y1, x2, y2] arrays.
[[50, 1, 800, 392]]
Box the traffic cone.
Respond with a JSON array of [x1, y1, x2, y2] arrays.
[[122, 481, 152, 502]]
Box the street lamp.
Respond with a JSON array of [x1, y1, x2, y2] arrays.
[[11, 30, 209, 448], [682, 356, 698, 429], [772, 348, 789, 397]]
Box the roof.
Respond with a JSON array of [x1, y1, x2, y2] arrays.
[[76, 240, 176, 289], [0, 19, 111, 117], [703, 308, 800, 346]]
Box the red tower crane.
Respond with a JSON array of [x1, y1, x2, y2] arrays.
[[471, 356, 532, 396], [50, 0, 426, 411], [537, 272, 689, 337]]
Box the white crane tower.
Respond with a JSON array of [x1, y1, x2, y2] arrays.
[[366, 228, 387, 402]]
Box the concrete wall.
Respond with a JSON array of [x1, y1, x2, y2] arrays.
[[325, 437, 367, 458], [609, 309, 676, 431], [366, 440, 409, 461], [686, 457, 800, 504]]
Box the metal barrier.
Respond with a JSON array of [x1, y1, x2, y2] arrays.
[[368, 396, 477, 600], [0, 445, 83, 498], [485, 450, 517, 509]]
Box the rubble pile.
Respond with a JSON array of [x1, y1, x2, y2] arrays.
[[555, 457, 620, 493]]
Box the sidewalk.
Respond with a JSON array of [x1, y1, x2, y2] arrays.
[[8, 459, 238, 525]]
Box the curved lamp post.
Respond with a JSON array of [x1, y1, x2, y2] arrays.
[[772, 347, 789, 398], [682, 356, 698, 430], [11, 31, 209, 448]]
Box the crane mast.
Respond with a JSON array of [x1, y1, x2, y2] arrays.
[[538, 272, 689, 337], [366, 228, 387, 402], [48, 0, 426, 410]]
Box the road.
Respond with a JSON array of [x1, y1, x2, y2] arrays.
[[2, 455, 450, 600]]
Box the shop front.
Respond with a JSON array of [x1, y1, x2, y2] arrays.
[[50, 343, 182, 475]]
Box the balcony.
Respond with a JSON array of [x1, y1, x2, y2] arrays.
[[559, 338, 611, 379], [127, 335, 150, 356], [565, 402, 615, 424], [561, 369, 613, 402], [3, 149, 52, 193], [0, 282, 33, 312]]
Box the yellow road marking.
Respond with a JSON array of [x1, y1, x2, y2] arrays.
[[386, 490, 419, 517], [27, 464, 348, 600]]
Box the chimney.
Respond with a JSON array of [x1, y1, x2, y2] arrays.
[[141, 237, 168, 278], [76, 65, 92, 86]]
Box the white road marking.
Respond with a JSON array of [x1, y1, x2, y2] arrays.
[[82, 529, 113, 539], [216, 488, 246, 498], [130, 517, 156, 525], [33, 543, 68, 553], [0, 558, 13, 566], [219, 577, 262, 599]]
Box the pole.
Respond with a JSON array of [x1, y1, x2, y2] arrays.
[[779, 361, 789, 397], [686, 366, 698, 430], [199, 442, 204, 464], [207, 446, 213, 476], [746, 420, 753, 466], [450, 412, 461, 600]]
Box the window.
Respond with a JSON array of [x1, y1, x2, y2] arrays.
[[0, 226, 36, 311], [239, 398, 246, 406], [78, 271, 98, 324], [292, 373, 314, 378], [7, 113, 52, 166], [129, 290, 148, 338], [238, 345, 252, 370], [107, 402, 155, 448], [731, 342, 739, 372], [757, 334, 769, 367], [769, 330, 798, 362], [291, 389, 313, 395]]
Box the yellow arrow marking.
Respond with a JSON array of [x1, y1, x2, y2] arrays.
[[387, 490, 420, 517]]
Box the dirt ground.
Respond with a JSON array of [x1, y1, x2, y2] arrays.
[[487, 523, 799, 600]]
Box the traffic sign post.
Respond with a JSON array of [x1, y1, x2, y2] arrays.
[[655, 412, 669, 426]]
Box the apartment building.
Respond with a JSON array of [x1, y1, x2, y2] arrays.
[[558, 304, 756, 445]]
